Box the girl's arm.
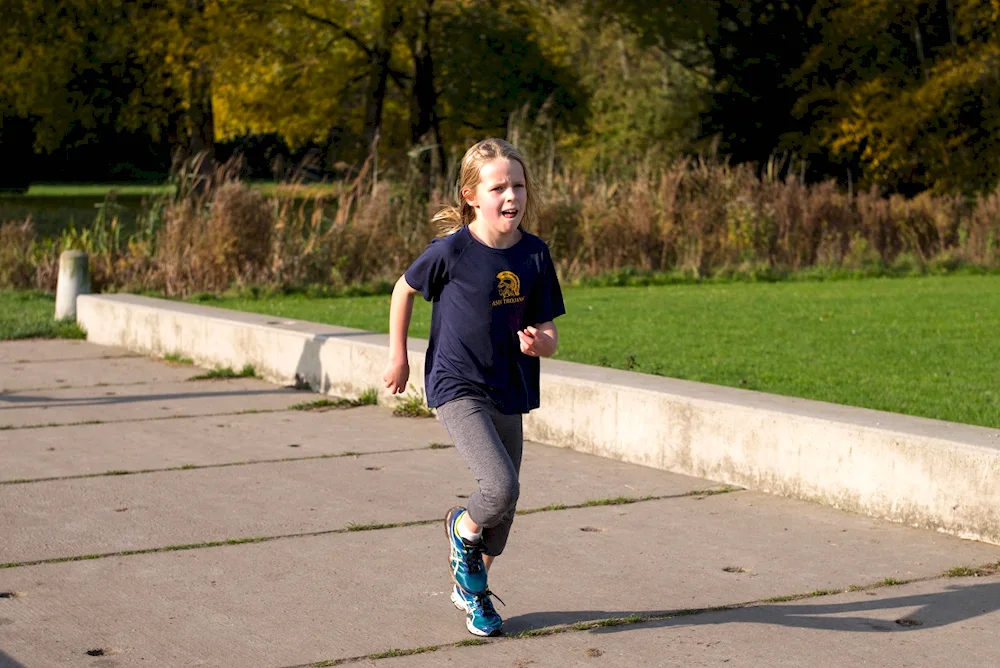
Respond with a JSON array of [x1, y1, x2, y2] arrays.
[[383, 275, 419, 393], [518, 321, 558, 358]]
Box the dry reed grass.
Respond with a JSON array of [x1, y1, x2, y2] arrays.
[[2, 154, 998, 294]]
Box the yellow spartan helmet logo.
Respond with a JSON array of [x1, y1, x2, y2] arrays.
[[496, 271, 521, 299]]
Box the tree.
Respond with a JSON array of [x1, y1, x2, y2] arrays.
[[212, 0, 417, 168], [795, 0, 1000, 194], [0, 1, 137, 152], [212, 0, 585, 172], [0, 0, 242, 169], [530, 2, 711, 173], [432, 2, 585, 146], [570, 0, 828, 173], [701, 0, 825, 172]]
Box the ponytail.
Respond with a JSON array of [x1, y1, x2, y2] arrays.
[[431, 203, 473, 237]]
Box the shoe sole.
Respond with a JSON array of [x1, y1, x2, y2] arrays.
[[450, 589, 503, 638], [445, 506, 463, 591]]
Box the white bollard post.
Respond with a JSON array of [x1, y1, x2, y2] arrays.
[[54, 250, 90, 321]]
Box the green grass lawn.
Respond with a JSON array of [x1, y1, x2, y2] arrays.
[[4, 276, 997, 427], [0, 291, 86, 340], [0, 181, 342, 237], [196, 275, 1000, 429], [15, 184, 175, 197], [7, 182, 341, 197]]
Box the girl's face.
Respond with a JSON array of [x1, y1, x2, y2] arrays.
[[464, 158, 526, 239]]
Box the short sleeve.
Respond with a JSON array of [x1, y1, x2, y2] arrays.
[[527, 245, 566, 324], [404, 239, 450, 301]]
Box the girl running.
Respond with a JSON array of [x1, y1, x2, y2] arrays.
[[383, 137, 565, 636]]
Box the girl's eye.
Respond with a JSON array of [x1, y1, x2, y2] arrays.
[[492, 187, 503, 192]]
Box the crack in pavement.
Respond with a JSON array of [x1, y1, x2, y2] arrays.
[[0, 355, 144, 366], [0, 489, 741, 569], [2, 380, 156, 394], [0, 406, 296, 431], [0, 444, 454, 486]]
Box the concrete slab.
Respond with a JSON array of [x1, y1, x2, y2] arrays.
[[0, 339, 136, 364], [0, 379, 316, 428], [1, 444, 713, 564], [387, 577, 1000, 668], [5, 338, 999, 668], [489, 500, 999, 632], [0, 408, 451, 481], [75, 293, 1000, 544], [1, 355, 196, 392], [1, 505, 996, 668]]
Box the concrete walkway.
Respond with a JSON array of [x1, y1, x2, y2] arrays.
[[1, 339, 998, 667]]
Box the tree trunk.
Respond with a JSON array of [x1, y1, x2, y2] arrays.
[[363, 6, 405, 162], [174, 0, 215, 175], [363, 45, 391, 160], [186, 60, 216, 168], [409, 0, 446, 178]]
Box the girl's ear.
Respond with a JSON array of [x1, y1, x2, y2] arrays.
[[462, 187, 478, 208]]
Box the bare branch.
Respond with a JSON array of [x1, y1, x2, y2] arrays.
[[282, 4, 375, 59], [281, 3, 410, 88]]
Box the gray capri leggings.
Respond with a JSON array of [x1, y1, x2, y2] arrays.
[[436, 397, 523, 557]]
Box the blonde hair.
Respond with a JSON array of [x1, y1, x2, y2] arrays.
[[432, 138, 539, 236]]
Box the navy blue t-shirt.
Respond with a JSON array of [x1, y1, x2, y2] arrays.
[[404, 226, 566, 414]]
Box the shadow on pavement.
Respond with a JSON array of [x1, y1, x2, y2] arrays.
[[0, 651, 27, 668], [504, 581, 1000, 636], [0, 387, 305, 409]]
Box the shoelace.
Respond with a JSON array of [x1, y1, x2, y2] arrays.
[[474, 589, 505, 614], [460, 541, 483, 573]]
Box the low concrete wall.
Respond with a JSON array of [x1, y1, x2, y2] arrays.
[[77, 293, 1000, 544]]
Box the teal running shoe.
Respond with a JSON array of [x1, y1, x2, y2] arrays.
[[445, 507, 487, 594], [451, 585, 504, 637]]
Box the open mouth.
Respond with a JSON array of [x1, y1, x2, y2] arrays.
[[501, 208, 519, 219]]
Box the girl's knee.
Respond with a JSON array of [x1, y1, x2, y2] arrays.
[[484, 478, 519, 517], [498, 479, 520, 514]]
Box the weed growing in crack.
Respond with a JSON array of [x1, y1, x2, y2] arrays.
[[810, 589, 840, 597], [357, 387, 379, 405], [597, 615, 645, 627], [517, 503, 566, 516], [515, 627, 565, 638], [392, 386, 433, 418], [163, 353, 194, 365], [454, 639, 490, 647], [289, 398, 359, 411], [189, 364, 258, 380], [687, 485, 743, 497], [367, 646, 437, 660], [945, 562, 1000, 578], [346, 521, 400, 532], [582, 495, 651, 507]]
